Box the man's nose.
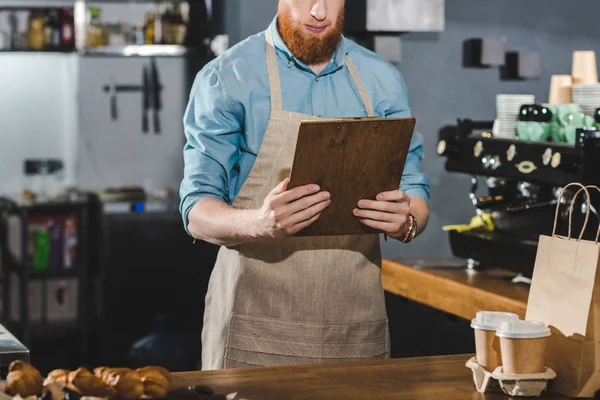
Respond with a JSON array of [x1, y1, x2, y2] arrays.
[[310, 0, 327, 21]]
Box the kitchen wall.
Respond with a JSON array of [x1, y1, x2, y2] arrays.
[[224, 0, 600, 260], [0, 53, 79, 199], [0, 2, 194, 197]]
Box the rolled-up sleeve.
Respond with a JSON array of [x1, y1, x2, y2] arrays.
[[179, 67, 243, 235], [385, 69, 430, 203]]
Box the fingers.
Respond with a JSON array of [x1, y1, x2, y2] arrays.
[[290, 212, 322, 234], [355, 190, 411, 235], [356, 199, 410, 214], [284, 198, 331, 228], [352, 208, 399, 223], [273, 183, 322, 207], [283, 191, 330, 216], [357, 218, 398, 232], [375, 190, 410, 203]]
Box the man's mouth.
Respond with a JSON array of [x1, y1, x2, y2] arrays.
[[305, 24, 328, 34]]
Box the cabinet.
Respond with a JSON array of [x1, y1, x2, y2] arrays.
[[0, 196, 100, 371]]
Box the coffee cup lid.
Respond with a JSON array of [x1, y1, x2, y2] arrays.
[[470, 311, 519, 331], [495, 320, 551, 339]]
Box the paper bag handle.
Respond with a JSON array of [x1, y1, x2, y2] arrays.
[[552, 182, 591, 241], [571, 185, 600, 243]]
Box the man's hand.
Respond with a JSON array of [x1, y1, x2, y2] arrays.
[[353, 190, 410, 239], [256, 178, 331, 239]]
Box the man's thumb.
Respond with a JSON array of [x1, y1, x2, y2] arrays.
[[273, 178, 290, 195]]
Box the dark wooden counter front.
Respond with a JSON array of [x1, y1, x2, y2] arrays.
[[171, 354, 567, 399], [381, 259, 530, 319]]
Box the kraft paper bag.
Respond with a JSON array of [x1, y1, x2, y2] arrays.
[[526, 183, 600, 398]]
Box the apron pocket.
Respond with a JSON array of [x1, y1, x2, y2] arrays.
[[224, 314, 389, 368]]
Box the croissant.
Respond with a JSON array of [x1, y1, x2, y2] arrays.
[[68, 367, 117, 397], [43, 369, 70, 387], [135, 366, 172, 398], [135, 366, 171, 385], [93, 367, 144, 399], [5, 361, 43, 397]]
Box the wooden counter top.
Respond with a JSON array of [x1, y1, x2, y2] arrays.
[[381, 259, 530, 319], [171, 354, 567, 399]]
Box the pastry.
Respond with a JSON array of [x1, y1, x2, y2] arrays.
[[5, 361, 43, 397], [93, 368, 144, 399], [7, 363, 171, 399], [135, 367, 172, 398], [43, 369, 70, 387], [67, 367, 116, 397]]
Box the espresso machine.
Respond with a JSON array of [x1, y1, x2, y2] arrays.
[[437, 119, 600, 278]]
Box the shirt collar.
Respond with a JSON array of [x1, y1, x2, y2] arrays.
[[269, 15, 348, 72]]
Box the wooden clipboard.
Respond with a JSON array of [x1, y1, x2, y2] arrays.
[[288, 116, 416, 236]]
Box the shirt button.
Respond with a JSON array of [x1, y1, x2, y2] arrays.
[[315, 77, 319, 82], [288, 60, 293, 65]]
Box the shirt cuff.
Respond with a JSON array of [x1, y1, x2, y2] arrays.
[[403, 188, 430, 205], [180, 193, 228, 237]]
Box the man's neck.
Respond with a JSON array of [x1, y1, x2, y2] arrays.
[[308, 61, 329, 75]]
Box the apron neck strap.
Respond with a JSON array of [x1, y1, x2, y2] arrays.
[[265, 23, 284, 112], [345, 57, 375, 117], [265, 22, 375, 117]]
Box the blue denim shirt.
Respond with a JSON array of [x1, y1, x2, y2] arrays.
[[179, 17, 430, 234]]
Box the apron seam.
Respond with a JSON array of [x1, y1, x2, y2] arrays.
[[226, 346, 388, 359], [228, 333, 388, 345], [223, 357, 265, 367], [230, 313, 388, 326]]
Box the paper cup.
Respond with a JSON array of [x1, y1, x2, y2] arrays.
[[572, 51, 598, 84], [548, 75, 573, 104], [496, 320, 551, 374], [471, 311, 519, 371]]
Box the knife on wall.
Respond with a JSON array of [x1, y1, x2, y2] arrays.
[[142, 65, 150, 134], [149, 58, 162, 134]]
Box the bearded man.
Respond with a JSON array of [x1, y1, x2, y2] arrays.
[[179, 0, 431, 370]]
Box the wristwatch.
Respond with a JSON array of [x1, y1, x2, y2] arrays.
[[400, 213, 417, 243]]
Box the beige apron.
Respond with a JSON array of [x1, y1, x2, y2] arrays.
[[201, 24, 388, 370]]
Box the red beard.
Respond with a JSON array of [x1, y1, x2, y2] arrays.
[[277, 7, 344, 65]]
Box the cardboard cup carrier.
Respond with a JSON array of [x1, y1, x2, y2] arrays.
[[467, 314, 556, 397]]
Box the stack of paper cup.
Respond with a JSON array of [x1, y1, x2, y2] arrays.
[[572, 51, 598, 85], [496, 94, 535, 139], [470, 311, 519, 371], [495, 320, 551, 374], [572, 83, 600, 116]]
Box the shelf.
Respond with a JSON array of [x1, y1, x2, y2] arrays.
[[0, 0, 163, 5], [0, 0, 73, 7], [21, 199, 89, 212], [0, 46, 189, 57], [27, 269, 80, 279], [0, 50, 76, 54], [102, 199, 178, 214], [83, 44, 189, 57]]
